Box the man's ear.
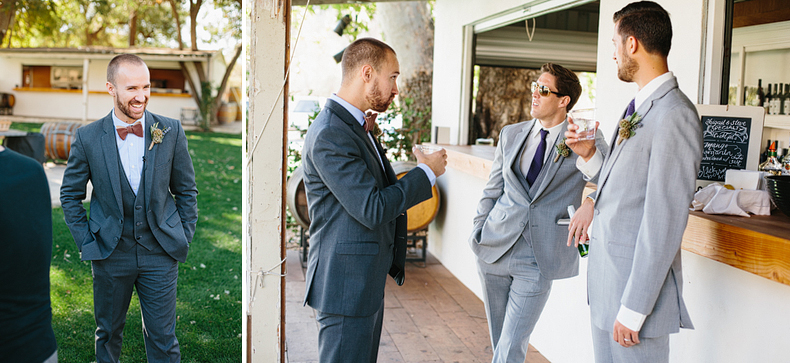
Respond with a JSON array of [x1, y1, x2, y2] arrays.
[[106, 81, 115, 97], [360, 64, 373, 83], [627, 35, 638, 54], [559, 96, 570, 109]]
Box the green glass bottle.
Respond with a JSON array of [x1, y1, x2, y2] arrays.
[[578, 241, 589, 258]]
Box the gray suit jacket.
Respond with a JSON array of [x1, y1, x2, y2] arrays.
[[587, 76, 701, 337], [301, 99, 432, 317], [60, 111, 198, 263], [469, 119, 607, 279]]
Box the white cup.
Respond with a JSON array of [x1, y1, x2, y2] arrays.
[[570, 109, 597, 140], [415, 144, 443, 155]]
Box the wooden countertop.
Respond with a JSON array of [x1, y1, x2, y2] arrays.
[[438, 143, 790, 287]]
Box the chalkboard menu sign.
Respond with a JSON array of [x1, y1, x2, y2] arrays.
[[699, 116, 751, 181], [693, 105, 765, 187]]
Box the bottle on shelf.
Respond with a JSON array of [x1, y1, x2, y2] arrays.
[[761, 139, 772, 164], [783, 148, 790, 175], [778, 84, 786, 115], [765, 84, 773, 114], [759, 141, 782, 176], [757, 79, 765, 107], [774, 84, 782, 115], [784, 83, 790, 115]]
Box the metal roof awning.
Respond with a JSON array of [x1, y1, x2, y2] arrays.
[[0, 47, 216, 61]]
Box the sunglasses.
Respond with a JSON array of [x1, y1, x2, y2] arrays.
[[531, 82, 568, 98]]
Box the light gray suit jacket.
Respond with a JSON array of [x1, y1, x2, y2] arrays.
[[469, 119, 607, 279], [587, 76, 701, 337], [301, 99, 432, 317], [60, 111, 198, 263]]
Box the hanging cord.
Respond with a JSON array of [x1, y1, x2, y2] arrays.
[[246, 0, 310, 166], [525, 18, 535, 42], [247, 257, 287, 316]]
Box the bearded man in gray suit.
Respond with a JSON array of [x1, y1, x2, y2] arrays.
[[469, 63, 606, 363], [565, 2, 702, 362], [61, 54, 198, 363], [301, 38, 447, 363]]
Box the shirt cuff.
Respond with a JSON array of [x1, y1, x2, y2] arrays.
[[575, 149, 603, 178], [417, 163, 436, 186], [616, 304, 647, 332]]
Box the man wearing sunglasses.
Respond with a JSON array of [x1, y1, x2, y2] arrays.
[[469, 62, 606, 363], [564, 2, 701, 362]]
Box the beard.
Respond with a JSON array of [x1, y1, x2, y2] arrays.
[[365, 79, 394, 113], [116, 96, 147, 121], [617, 52, 639, 83]]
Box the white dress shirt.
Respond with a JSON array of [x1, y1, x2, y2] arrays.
[[329, 94, 436, 186], [112, 110, 146, 195], [575, 71, 675, 332], [519, 119, 566, 178]]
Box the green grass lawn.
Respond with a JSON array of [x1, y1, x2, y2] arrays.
[[13, 123, 242, 362]]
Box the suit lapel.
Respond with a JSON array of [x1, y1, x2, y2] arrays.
[[531, 121, 568, 201], [101, 113, 124, 214], [325, 99, 388, 184], [506, 121, 534, 201], [143, 111, 157, 208]]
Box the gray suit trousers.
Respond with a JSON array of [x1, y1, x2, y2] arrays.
[[477, 235, 552, 363], [592, 324, 668, 363], [315, 297, 385, 363], [91, 243, 180, 363]]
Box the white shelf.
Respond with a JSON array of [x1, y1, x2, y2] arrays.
[[764, 115, 790, 130]]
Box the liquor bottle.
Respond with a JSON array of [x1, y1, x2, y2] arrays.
[[778, 84, 786, 115], [774, 84, 782, 115], [760, 139, 772, 164], [765, 84, 773, 114], [784, 83, 790, 115], [757, 79, 765, 107], [578, 241, 589, 258], [759, 141, 782, 175]]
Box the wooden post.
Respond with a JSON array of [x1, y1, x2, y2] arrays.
[[245, 0, 289, 362]]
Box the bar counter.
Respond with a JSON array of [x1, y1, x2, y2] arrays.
[[437, 143, 790, 287]]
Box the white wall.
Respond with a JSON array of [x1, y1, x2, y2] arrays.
[[0, 56, 198, 121]]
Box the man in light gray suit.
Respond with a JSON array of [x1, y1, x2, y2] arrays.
[[61, 54, 198, 363], [301, 38, 447, 363], [565, 2, 701, 362], [469, 63, 606, 363]]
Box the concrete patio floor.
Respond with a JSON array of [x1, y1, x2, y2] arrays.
[[285, 248, 551, 363]]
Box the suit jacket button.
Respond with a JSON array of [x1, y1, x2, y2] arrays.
[[136, 236, 141, 240], [520, 222, 525, 227], [136, 222, 142, 226], [119, 219, 123, 224], [594, 209, 600, 215], [114, 237, 119, 242], [135, 206, 142, 210]]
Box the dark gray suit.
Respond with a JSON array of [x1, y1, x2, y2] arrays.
[[586, 76, 700, 361], [301, 99, 432, 362], [61, 111, 198, 363], [470, 119, 606, 363]]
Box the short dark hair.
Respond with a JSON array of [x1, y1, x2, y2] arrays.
[[540, 63, 582, 112], [107, 54, 147, 85], [613, 1, 672, 57], [341, 38, 396, 83]]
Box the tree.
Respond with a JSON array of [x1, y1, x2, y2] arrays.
[[473, 66, 540, 144]]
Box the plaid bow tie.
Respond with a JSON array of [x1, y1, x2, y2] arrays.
[[364, 112, 378, 133], [116, 122, 143, 140]]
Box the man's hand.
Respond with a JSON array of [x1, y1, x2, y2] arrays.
[[613, 319, 640, 348], [567, 197, 594, 247], [414, 147, 447, 177], [564, 116, 598, 162]]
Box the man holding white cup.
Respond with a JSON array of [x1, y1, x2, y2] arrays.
[[469, 62, 607, 363]]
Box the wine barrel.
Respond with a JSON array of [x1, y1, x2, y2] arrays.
[[286, 165, 311, 230], [41, 122, 82, 161], [285, 162, 441, 232], [392, 161, 441, 232], [217, 101, 238, 124]]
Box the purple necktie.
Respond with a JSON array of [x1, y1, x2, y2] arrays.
[[526, 129, 549, 185], [625, 98, 636, 117]]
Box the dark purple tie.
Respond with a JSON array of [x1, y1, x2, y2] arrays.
[[526, 129, 549, 185], [625, 98, 636, 117]]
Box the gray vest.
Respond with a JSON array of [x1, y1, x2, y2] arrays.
[[117, 155, 158, 252]]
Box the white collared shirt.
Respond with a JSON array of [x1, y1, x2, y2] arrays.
[[328, 94, 436, 186], [112, 110, 146, 195], [575, 72, 675, 332], [519, 119, 566, 178]]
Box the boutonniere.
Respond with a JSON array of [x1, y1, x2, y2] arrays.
[[149, 122, 172, 150], [371, 122, 383, 138], [617, 113, 643, 145], [554, 138, 571, 162]]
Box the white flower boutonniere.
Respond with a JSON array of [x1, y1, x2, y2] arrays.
[[149, 122, 172, 150], [617, 113, 643, 145], [554, 138, 571, 162]]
